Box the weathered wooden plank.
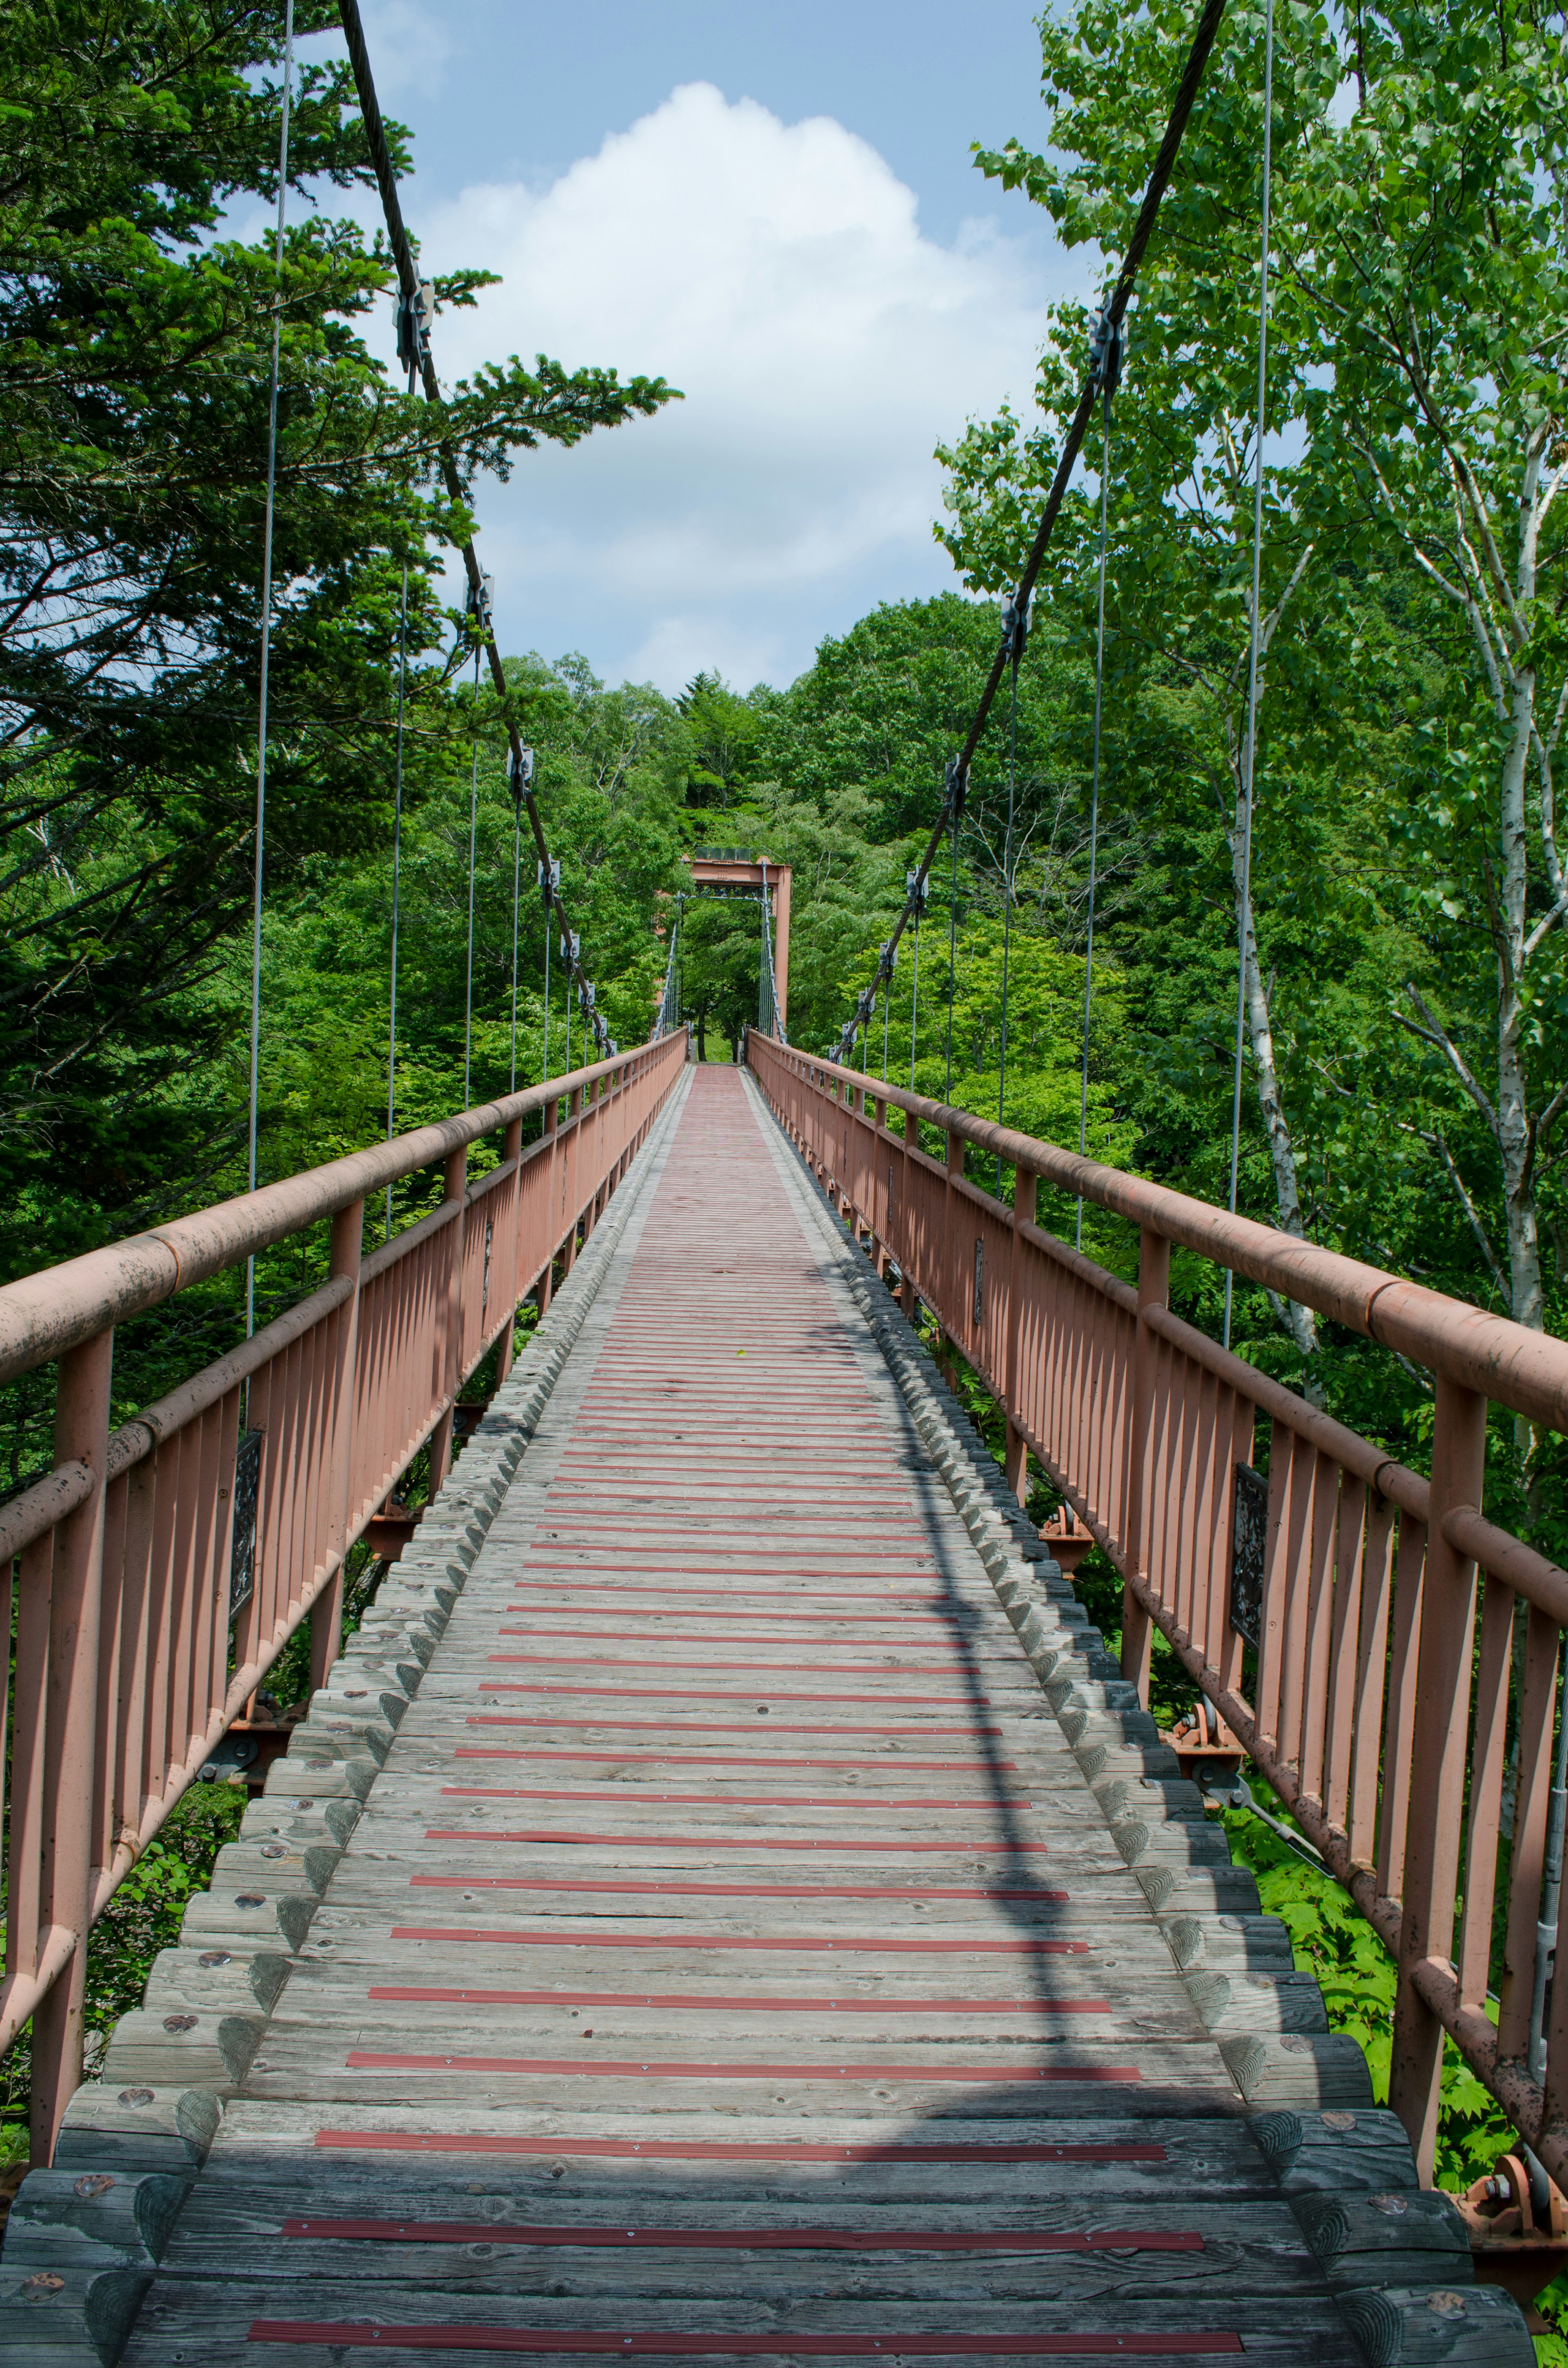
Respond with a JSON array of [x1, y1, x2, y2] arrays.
[[98, 1073, 1434, 2366]]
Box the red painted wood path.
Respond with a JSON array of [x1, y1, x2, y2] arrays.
[[122, 1069, 1374, 2364]]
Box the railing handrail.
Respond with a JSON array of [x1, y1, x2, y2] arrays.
[[0, 1046, 641, 1387], [782, 1042, 1568, 1435], [748, 1031, 1568, 2190]]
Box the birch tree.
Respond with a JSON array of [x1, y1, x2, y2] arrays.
[[937, 0, 1343, 1375], [1284, 0, 1568, 1337]]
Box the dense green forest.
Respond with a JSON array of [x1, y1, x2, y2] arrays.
[[7, 0, 1568, 2322]]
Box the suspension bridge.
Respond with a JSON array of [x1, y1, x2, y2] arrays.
[[2, 0, 1566, 2357], [0, 1040, 1558, 2363]]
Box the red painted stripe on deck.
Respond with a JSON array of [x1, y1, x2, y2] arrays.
[[478, 1681, 988, 1706], [247, 2323, 1238, 2355], [313, 2132, 1163, 2163], [410, 1875, 1070, 1903], [391, 1927, 1090, 1956], [491, 1642, 995, 1662], [367, 1987, 1108, 2013], [345, 2051, 1141, 2085], [280, 2218, 1197, 2254], [464, 1720, 1005, 1739], [453, 1751, 1021, 1773], [421, 1830, 1051, 1854], [440, 1790, 1036, 1811], [517, 1574, 942, 1594], [490, 1647, 995, 1669]]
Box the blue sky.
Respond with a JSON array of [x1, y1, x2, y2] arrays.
[[293, 2, 1089, 693]]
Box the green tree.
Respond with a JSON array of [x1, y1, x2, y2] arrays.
[[0, 0, 675, 1277]]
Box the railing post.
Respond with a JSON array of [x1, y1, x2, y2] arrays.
[[873, 1095, 889, 1274], [941, 1126, 965, 1383], [312, 1197, 363, 1693], [900, 1108, 918, 1320], [427, 1143, 468, 1498], [564, 1086, 581, 1275], [1120, 1226, 1170, 1703], [1390, 1372, 1488, 2182], [1004, 1166, 1036, 1504], [497, 1115, 524, 1380], [584, 1078, 600, 1241], [31, 1324, 113, 2167], [537, 1098, 560, 1320]]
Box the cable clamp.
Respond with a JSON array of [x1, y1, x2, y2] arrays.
[[537, 857, 561, 909], [395, 279, 436, 373], [945, 755, 970, 818], [1000, 587, 1030, 662], [1088, 303, 1123, 400], [509, 747, 535, 805], [906, 867, 930, 912], [466, 571, 495, 629], [878, 940, 897, 981]]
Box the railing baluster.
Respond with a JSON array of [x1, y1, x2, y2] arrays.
[[9, 1532, 52, 1998], [31, 1325, 113, 2167], [1347, 1489, 1396, 1866], [1455, 1573, 1514, 2008], [1297, 1455, 1339, 1814], [1375, 1512, 1426, 1902], [1121, 1228, 1170, 1701], [1322, 1473, 1367, 1834], [314, 1197, 364, 1690], [1498, 1604, 1559, 2057], [1390, 1374, 1487, 2181]]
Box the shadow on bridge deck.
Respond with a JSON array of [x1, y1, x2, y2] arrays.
[[34, 1068, 1508, 2364]]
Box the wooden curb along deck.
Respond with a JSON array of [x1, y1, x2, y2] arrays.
[[1, 1070, 1531, 2364]]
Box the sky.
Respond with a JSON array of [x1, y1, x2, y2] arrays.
[[285, 2, 1090, 696]]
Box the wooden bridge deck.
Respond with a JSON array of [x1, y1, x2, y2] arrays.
[[94, 1069, 1475, 2361]]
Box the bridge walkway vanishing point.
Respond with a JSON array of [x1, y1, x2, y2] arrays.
[[7, 1069, 1532, 2363]]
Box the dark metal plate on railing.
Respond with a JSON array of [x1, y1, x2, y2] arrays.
[[1229, 1462, 1267, 1648], [973, 1237, 984, 1326], [228, 1427, 264, 1625]]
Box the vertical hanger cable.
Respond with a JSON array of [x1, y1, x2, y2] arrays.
[[1223, 0, 1276, 1351], [245, 0, 294, 1337]]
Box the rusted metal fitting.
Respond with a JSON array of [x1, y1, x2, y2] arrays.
[[1450, 2148, 1568, 2326]]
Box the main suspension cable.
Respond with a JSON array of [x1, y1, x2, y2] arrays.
[[1223, 0, 1275, 1352], [245, 0, 294, 1336], [835, 0, 1227, 1069], [338, 0, 606, 1072]]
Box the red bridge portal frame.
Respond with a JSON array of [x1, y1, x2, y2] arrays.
[[684, 850, 791, 1034]]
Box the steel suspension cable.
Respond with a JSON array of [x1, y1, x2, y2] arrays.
[[337, 0, 605, 1052], [463, 629, 481, 1105], [1223, 0, 1275, 1353], [944, 789, 960, 1101], [539, 870, 550, 1081], [245, 0, 294, 1339], [1077, 331, 1120, 1250], [998, 593, 1025, 1192], [510, 797, 522, 1092], [836, 0, 1227, 1064]]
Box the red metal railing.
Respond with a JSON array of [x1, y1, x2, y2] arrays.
[[0, 1032, 687, 2158], [748, 1032, 1568, 2187]]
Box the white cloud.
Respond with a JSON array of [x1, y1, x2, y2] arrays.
[[408, 83, 1069, 692]]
